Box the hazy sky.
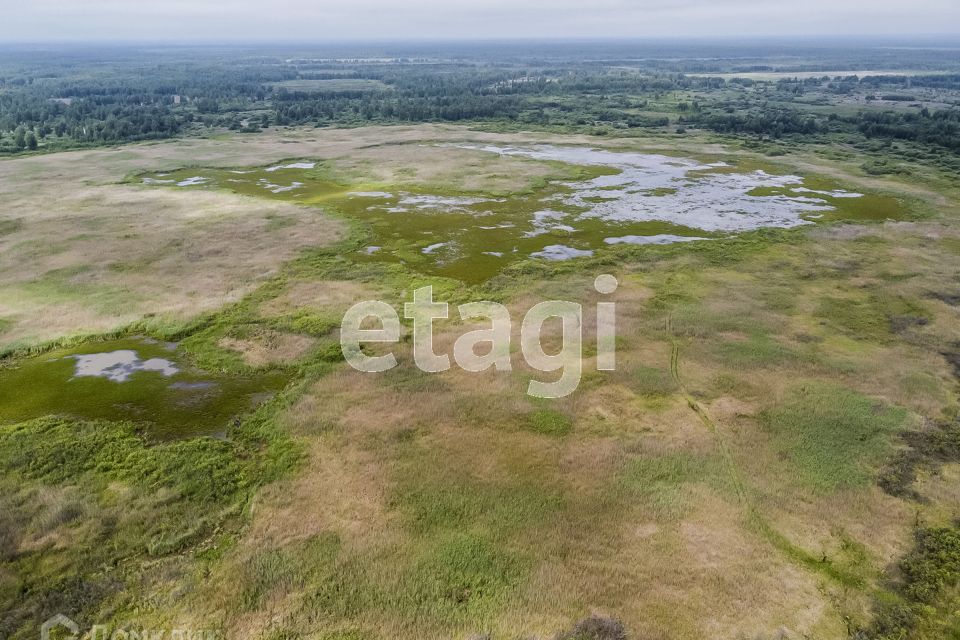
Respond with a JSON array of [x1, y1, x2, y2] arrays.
[[2, 0, 959, 42]]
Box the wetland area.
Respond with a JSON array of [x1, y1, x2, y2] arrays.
[[0, 337, 287, 438], [2, 37, 960, 640], [140, 144, 904, 282]]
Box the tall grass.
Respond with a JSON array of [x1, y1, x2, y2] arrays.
[[760, 382, 908, 492]]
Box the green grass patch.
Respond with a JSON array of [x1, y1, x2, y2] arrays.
[[0, 411, 298, 638], [863, 524, 960, 639], [814, 292, 929, 343], [393, 468, 564, 536], [715, 331, 797, 368], [0, 219, 22, 236], [10, 266, 142, 317], [661, 301, 761, 339], [815, 295, 890, 342], [620, 452, 729, 518], [759, 382, 909, 492], [400, 531, 527, 624], [523, 408, 573, 436], [283, 530, 527, 633], [630, 365, 678, 396], [238, 534, 341, 612], [285, 310, 341, 336], [373, 448, 560, 629]]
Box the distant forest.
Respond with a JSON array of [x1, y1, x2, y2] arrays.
[[1, 42, 959, 161]]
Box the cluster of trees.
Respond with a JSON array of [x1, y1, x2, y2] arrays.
[[862, 73, 960, 91], [0, 92, 184, 149], [0, 49, 749, 151], [274, 94, 525, 125], [0, 51, 286, 150], [682, 102, 960, 156], [854, 108, 960, 151], [689, 108, 822, 137]]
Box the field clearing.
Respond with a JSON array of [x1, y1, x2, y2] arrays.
[[269, 79, 393, 92]]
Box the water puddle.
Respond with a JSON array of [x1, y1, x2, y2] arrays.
[[176, 176, 208, 187], [604, 234, 710, 246], [0, 338, 287, 438], [259, 178, 304, 194], [531, 245, 595, 260], [350, 191, 392, 198], [139, 146, 903, 282], [266, 162, 316, 172], [71, 349, 178, 382]]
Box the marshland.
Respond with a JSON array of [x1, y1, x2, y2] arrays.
[[2, 37, 960, 640]]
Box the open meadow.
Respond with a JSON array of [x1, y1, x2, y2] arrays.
[[2, 117, 960, 640]]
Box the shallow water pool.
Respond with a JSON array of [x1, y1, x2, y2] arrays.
[[0, 338, 287, 438]]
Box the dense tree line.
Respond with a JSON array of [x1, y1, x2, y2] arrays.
[[0, 92, 184, 147], [855, 108, 960, 151], [1, 46, 958, 156], [686, 103, 960, 152], [689, 108, 822, 137]]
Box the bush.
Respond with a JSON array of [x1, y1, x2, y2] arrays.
[[860, 523, 960, 639], [556, 615, 627, 640]]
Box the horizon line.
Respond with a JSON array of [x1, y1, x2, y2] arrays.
[[3, 33, 960, 47]]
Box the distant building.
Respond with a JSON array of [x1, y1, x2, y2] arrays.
[[173, 95, 181, 104]]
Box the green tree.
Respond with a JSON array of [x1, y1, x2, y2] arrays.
[[25, 131, 37, 150], [13, 126, 25, 150]]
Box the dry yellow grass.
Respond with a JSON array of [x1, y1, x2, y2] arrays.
[[158, 269, 878, 638], [258, 280, 380, 319], [219, 330, 316, 367], [0, 182, 345, 346]]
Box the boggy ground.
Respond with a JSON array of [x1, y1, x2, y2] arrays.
[[0, 125, 587, 349], [2, 125, 960, 640]]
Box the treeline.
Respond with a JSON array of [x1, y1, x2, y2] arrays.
[[0, 56, 289, 150], [0, 92, 184, 148], [686, 103, 960, 153], [268, 68, 717, 127], [274, 94, 525, 125], [689, 108, 822, 137], [861, 74, 960, 91], [1, 48, 959, 157], [855, 108, 960, 151]]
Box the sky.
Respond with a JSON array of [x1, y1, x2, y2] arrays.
[[1, 0, 959, 42]]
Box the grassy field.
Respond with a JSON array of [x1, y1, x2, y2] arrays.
[[2, 124, 960, 639], [269, 79, 393, 92]]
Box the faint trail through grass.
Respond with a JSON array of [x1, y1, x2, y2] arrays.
[[666, 313, 865, 588]]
